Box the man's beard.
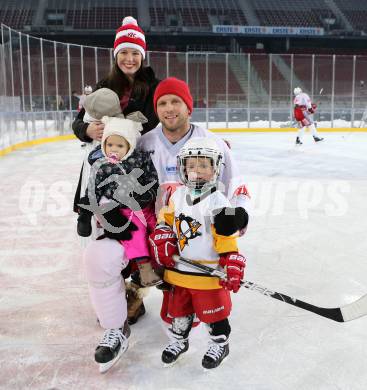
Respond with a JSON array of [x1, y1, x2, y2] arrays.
[[162, 115, 188, 132]]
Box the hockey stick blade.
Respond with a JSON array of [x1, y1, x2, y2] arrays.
[[173, 255, 367, 323]]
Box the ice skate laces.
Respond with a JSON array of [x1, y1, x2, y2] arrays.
[[164, 340, 187, 356], [205, 341, 226, 360], [99, 328, 125, 349]]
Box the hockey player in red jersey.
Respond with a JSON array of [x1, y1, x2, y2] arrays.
[[293, 87, 324, 145], [149, 137, 247, 369]]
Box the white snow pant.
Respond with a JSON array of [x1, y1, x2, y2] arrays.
[[297, 112, 320, 140], [83, 238, 129, 329]]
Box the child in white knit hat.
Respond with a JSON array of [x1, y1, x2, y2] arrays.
[[77, 87, 126, 221], [78, 88, 161, 287]]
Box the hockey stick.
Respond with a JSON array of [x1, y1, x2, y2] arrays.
[[172, 255, 367, 323]]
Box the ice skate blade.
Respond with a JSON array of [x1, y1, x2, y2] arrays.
[[162, 351, 188, 368], [98, 340, 129, 374], [202, 352, 229, 371]]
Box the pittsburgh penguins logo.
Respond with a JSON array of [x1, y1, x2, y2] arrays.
[[175, 213, 201, 251]]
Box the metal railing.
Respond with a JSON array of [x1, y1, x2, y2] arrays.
[[1, 23, 367, 149]]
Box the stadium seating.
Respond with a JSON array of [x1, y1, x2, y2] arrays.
[[0, 8, 34, 29], [2, 0, 352, 32], [249, 55, 289, 96], [251, 0, 336, 28], [43, 0, 137, 30], [334, 0, 367, 32], [148, 53, 244, 106], [65, 7, 137, 30], [149, 0, 247, 29]]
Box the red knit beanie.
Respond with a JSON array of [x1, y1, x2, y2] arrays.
[[114, 16, 146, 59], [153, 77, 193, 114]]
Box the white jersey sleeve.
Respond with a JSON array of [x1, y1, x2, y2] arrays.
[[294, 93, 312, 109]]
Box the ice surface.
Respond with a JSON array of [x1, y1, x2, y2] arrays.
[[0, 131, 366, 389]]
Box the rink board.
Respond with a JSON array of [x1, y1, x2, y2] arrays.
[[1, 128, 367, 157], [210, 127, 367, 132]]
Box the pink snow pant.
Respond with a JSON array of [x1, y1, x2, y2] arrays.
[[84, 238, 129, 329], [119, 205, 157, 261]]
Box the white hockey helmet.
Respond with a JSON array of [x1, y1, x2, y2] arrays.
[[177, 137, 223, 190], [294, 87, 302, 96], [84, 85, 93, 94]]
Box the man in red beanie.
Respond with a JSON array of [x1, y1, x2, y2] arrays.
[[140, 77, 250, 218], [152, 77, 193, 143], [138, 77, 251, 367]]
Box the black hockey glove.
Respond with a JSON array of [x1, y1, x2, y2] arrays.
[[77, 195, 93, 237], [214, 207, 249, 236], [78, 195, 93, 215]]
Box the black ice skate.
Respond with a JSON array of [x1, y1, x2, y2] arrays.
[[295, 137, 303, 145], [313, 136, 324, 142], [162, 339, 189, 365], [162, 315, 193, 366], [95, 321, 131, 373], [202, 336, 229, 369]]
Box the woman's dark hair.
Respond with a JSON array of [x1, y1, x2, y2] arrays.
[[104, 61, 150, 99]]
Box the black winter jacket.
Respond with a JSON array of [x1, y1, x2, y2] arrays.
[[72, 66, 160, 143], [88, 149, 159, 210]]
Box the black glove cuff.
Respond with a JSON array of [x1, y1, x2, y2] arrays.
[[235, 207, 249, 231], [102, 207, 138, 241], [214, 207, 249, 236], [78, 195, 93, 216]]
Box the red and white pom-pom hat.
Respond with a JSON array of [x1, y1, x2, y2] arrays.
[[113, 16, 146, 59]]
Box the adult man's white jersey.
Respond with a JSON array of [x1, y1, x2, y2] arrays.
[[138, 124, 250, 212]]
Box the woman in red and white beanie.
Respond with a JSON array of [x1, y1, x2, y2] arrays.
[[112, 16, 146, 81], [72, 16, 161, 349], [73, 15, 160, 207], [114, 16, 146, 59], [73, 16, 159, 142]]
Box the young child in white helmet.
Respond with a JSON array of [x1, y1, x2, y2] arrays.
[[77, 88, 162, 288], [149, 136, 247, 369], [293, 87, 324, 145]]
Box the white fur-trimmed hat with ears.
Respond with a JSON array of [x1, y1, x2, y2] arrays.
[[101, 116, 143, 161], [113, 16, 146, 59]]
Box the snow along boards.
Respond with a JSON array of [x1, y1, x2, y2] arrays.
[[172, 255, 367, 323]]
